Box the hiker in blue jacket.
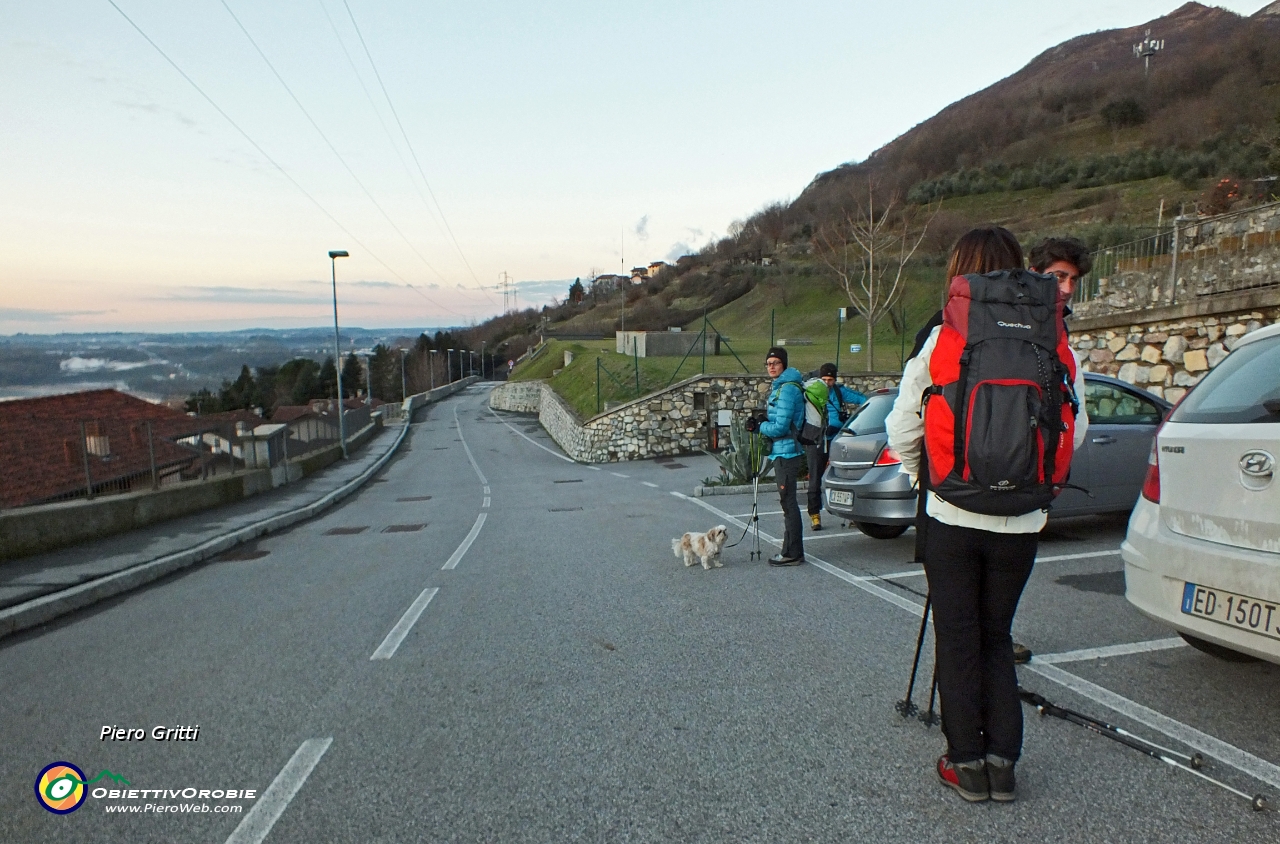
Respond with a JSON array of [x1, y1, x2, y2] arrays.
[[745, 346, 806, 565], [807, 362, 867, 530]]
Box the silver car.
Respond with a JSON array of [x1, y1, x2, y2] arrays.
[[821, 374, 1171, 539]]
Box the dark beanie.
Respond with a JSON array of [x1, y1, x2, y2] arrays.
[[765, 346, 788, 368], [819, 362, 838, 378]]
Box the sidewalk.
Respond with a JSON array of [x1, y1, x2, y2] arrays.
[[0, 420, 409, 640]]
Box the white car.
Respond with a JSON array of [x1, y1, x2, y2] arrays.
[[1123, 322, 1280, 663]]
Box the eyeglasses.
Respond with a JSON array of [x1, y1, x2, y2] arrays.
[[1050, 270, 1081, 284], [765, 359, 783, 367]]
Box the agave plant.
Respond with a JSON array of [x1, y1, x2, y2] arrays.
[[703, 416, 771, 485]]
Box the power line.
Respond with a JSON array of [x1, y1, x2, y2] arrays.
[[219, 0, 450, 286], [104, 0, 468, 319], [341, 0, 494, 302]]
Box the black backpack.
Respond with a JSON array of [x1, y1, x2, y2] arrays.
[[922, 270, 1079, 517]]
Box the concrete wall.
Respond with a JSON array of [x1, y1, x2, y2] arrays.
[[615, 330, 719, 358], [0, 377, 481, 562], [490, 372, 899, 463]]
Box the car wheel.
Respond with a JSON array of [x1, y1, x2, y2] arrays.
[[1178, 632, 1260, 663], [855, 522, 908, 540]]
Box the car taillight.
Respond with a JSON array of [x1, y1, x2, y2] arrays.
[[875, 446, 902, 467], [1140, 442, 1160, 503]]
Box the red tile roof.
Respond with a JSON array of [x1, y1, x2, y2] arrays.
[[0, 390, 202, 508]]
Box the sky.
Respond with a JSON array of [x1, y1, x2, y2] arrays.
[[1, 1, 1271, 334]]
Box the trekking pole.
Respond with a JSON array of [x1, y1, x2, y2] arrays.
[[895, 594, 931, 718], [1018, 689, 1204, 769], [920, 667, 941, 727], [1020, 688, 1267, 811]]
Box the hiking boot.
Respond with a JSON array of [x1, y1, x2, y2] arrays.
[[810, 513, 823, 530], [768, 554, 805, 567], [1012, 643, 1032, 664], [936, 755, 989, 802], [985, 754, 1016, 802]]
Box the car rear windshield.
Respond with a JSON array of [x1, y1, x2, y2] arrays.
[[843, 394, 895, 436], [1169, 335, 1280, 425]]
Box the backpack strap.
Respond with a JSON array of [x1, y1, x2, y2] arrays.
[[952, 346, 973, 479]]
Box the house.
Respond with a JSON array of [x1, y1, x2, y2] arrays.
[[0, 390, 202, 509], [647, 261, 668, 277]]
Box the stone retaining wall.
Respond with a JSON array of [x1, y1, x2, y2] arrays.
[[1070, 307, 1280, 403], [490, 372, 899, 463]]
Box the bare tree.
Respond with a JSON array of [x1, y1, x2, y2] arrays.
[[813, 184, 937, 370]]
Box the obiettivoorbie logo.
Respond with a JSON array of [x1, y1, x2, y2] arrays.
[[35, 763, 129, 814]]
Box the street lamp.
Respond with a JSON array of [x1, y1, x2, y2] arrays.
[[480, 341, 486, 379], [328, 249, 349, 459], [447, 349, 454, 383], [430, 349, 437, 391]]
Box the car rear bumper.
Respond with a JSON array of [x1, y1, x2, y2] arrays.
[[820, 465, 916, 525], [1123, 497, 1280, 664]]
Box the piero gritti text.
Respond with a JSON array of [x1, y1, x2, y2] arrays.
[[101, 725, 200, 741]]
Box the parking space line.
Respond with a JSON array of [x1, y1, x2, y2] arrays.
[[225, 737, 332, 844], [488, 406, 575, 463], [1026, 661, 1280, 791], [443, 513, 487, 571], [641, 482, 659, 488], [801, 531, 868, 542], [860, 569, 926, 581], [679, 491, 1280, 792], [483, 497, 491, 508], [732, 510, 783, 517], [370, 588, 440, 660], [1035, 550, 1121, 563], [610, 472, 629, 478], [1034, 638, 1186, 665]]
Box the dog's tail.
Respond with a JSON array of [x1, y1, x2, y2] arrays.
[[672, 537, 683, 558]]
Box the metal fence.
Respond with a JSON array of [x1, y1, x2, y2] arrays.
[[1074, 201, 1280, 316]]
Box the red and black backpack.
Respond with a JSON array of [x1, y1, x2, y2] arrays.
[[923, 270, 1079, 517]]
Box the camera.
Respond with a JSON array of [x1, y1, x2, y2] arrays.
[[744, 407, 768, 432]]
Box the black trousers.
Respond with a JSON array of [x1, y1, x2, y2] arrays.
[[774, 455, 804, 560], [923, 517, 1037, 763], [806, 443, 829, 516]]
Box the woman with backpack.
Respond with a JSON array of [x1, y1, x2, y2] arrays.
[[885, 227, 1088, 804]]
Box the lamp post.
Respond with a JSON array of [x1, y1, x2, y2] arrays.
[[430, 349, 437, 390], [480, 341, 486, 379], [447, 348, 454, 383], [328, 249, 349, 459]]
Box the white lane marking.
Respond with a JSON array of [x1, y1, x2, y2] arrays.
[[587, 466, 601, 471], [453, 405, 488, 484], [857, 569, 926, 581], [225, 738, 332, 844], [443, 513, 487, 571], [483, 496, 491, 508], [641, 481, 659, 489], [731, 510, 784, 517], [1025, 661, 1280, 791], [1036, 550, 1121, 563], [1034, 638, 1187, 665], [610, 471, 629, 478], [483, 486, 491, 495], [801, 531, 870, 543], [488, 406, 575, 463], [675, 492, 1280, 791], [370, 588, 440, 660]]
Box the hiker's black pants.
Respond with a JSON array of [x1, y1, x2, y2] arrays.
[[923, 517, 1037, 764], [806, 442, 829, 516], [774, 455, 804, 560]]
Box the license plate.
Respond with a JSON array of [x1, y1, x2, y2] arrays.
[[829, 490, 852, 505], [1181, 583, 1280, 641]]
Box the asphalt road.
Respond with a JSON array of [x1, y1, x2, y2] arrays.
[[3, 384, 1279, 843]]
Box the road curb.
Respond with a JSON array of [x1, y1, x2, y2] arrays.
[[694, 480, 808, 497], [0, 421, 411, 642]]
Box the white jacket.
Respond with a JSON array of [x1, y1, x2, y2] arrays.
[[886, 326, 1089, 534]]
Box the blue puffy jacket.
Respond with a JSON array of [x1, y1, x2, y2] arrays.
[[758, 367, 806, 458], [825, 383, 867, 439]]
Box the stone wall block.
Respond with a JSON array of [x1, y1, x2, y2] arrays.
[[1148, 364, 1169, 383], [1188, 337, 1208, 350], [1134, 365, 1152, 384], [1115, 344, 1141, 361], [1226, 323, 1248, 337], [1183, 349, 1209, 372], [1206, 325, 1224, 342], [1088, 349, 1115, 364], [1107, 337, 1127, 353], [1143, 332, 1169, 343], [1117, 362, 1140, 383], [1140, 345, 1162, 364], [1161, 335, 1187, 363], [1206, 343, 1229, 369]]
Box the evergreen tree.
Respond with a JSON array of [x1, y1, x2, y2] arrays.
[[341, 352, 364, 398]]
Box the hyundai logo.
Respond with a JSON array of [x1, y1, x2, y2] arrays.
[[1240, 450, 1275, 478]]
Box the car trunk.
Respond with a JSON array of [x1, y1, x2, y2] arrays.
[[827, 434, 887, 482], [1158, 422, 1280, 554]]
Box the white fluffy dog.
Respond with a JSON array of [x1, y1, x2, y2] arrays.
[[672, 525, 729, 570]]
